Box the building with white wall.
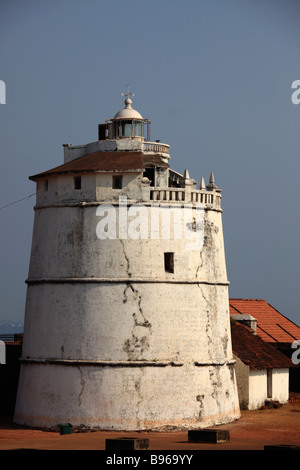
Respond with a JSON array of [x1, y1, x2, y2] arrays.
[[14, 92, 240, 430], [231, 318, 292, 410]]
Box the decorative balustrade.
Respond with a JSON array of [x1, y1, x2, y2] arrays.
[[191, 190, 222, 207], [150, 188, 185, 202], [142, 142, 170, 154], [149, 187, 222, 209]]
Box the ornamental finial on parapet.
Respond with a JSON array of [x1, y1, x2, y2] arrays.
[[206, 172, 222, 192], [200, 177, 206, 190]]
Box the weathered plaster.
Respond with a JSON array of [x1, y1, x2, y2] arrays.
[[15, 129, 240, 430]]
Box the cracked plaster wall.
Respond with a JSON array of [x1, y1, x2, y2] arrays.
[[15, 361, 239, 430], [27, 205, 227, 282], [16, 175, 240, 430]]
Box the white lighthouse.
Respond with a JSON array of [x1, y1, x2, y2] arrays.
[[14, 90, 240, 430]]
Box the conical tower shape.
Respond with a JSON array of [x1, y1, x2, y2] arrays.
[[14, 94, 240, 430]]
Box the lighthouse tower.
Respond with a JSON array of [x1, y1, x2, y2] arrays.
[[14, 91, 240, 430]]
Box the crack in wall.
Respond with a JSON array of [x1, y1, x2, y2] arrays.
[[202, 218, 220, 280], [133, 368, 145, 429], [78, 367, 85, 407], [198, 284, 229, 360], [209, 368, 222, 417], [120, 239, 132, 278], [196, 394, 205, 418], [123, 283, 152, 360], [198, 284, 213, 360], [221, 329, 229, 357], [123, 283, 130, 304], [195, 249, 204, 278]]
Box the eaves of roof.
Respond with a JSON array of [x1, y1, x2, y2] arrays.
[[29, 151, 170, 181], [230, 320, 293, 370], [29, 151, 145, 181]]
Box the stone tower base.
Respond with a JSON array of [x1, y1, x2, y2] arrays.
[[15, 360, 240, 430]]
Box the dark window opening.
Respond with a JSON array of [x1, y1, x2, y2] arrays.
[[143, 168, 155, 186], [267, 369, 272, 398], [164, 252, 174, 273], [98, 123, 107, 141], [44, 179, 48, 191], [113, 175, 123, 189], [74, 176, 82, 190]]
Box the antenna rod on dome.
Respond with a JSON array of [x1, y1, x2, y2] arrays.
[[121, 84, 134, 100]]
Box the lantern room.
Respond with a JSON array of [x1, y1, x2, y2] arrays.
[[98, 89, 151, 141]]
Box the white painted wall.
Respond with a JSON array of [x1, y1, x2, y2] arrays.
[[15, 145, 240, 430], [248, 368, 289, 410], [249, 369, 267, 410], [15, 361, 239, 430], [272, 368, 289, 403]]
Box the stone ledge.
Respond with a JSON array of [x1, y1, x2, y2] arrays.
[[194, 359, 236, 366], [20, 358, 184, 367], [25, 277, 230, 286]]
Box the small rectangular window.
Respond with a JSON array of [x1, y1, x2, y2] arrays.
[[44, 179, 48, 191], [74, 176, 81, 190], [113, 175, 123, 189], [164, 252, 174, 273]]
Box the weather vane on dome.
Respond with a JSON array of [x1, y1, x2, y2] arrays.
[[121, 84, 134, 100]]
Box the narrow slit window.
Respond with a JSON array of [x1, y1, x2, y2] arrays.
[[164, 252, 174, 273], [44, 179, 48, 191], [74, 176, 81, 190], [113, 175, 123, 189]]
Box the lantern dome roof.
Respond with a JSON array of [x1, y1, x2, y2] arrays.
[[113, 92, 143, 120]]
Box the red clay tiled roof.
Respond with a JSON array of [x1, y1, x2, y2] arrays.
[[29, 151, 145, 180], [229, 299, 300, 344], [230, 320, 293, 370]]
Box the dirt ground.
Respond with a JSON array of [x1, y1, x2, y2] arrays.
[[0, 394, 300, 451]]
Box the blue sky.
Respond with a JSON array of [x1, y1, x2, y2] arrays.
[[0, 0, 300, 325]]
